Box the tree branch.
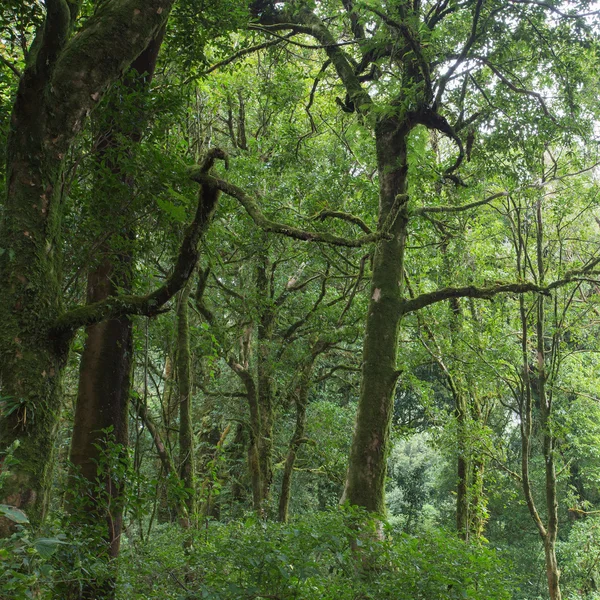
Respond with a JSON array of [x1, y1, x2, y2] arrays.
[[181, 35, 292, 86], [311, 209, 373, 234], [508, 0, 600, 18], [434, 0, 484, 106], [401, 282, 548, 315], [0, 54, 22, 78], [259, 8, 372, 114], [414, 191, 509, 216], [50, 153, 226, 341], [471, 54, 554, 120], [401, 257, 600, 314], [188, 171, 386, 247]]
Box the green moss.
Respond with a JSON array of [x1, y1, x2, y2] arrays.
[[342, 119, 411, 515]]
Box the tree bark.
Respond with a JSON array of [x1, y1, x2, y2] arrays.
[[177, 280, 195, 527], [0, 0, 173, 534], [341, 117, 410, 513], [68, 32, 165, 584], [256, 247, 275, 508], [228, 359, 262, 512]]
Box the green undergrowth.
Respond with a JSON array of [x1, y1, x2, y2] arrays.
[[118, 510, 514, 600]]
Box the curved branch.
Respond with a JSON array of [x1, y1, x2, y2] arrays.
[[0, 54, 22, 78], [248, 24, 360, 50], [181, 36, 291, 86], [365, 6, 432, 99], [401, 282, 548, 315], [471, 54, 554, 120], [416, 108, 465, 177], [311, 209, 373, 234], [414, 191, 509, 216], [401, 256, 600, 315], [51, 159, 223, 341], [188, 171, 386, 247], [435, 0, 484, 106], [259, 8, 372, 114], [508, 0, 600, 18]]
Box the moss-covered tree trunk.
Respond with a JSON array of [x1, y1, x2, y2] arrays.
[[177, 280, 195, 527], [278, 340, 328, 523], [68, 37, 165, 587], [228, 358, 262, 512], [256, 249, 275, 508], [0, 1, 173, 535], [341, 118, 410, 513], [456, 391, 469, 539], [448, 297, 470, 540], [469, 396, 487, 540]]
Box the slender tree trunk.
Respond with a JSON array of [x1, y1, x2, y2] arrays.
[[256, 250, 276, 508], [469, 459, 485, 538], [341, 117, 410, 513], [0, 1, 172, 535], [229, 423, 249, 506], [177, 280, 195, 527], [134, 396, 178, 478], [517, 197, 561, 600], [536, 195, 561, 600], [456, 391, 469, 540], [229, 359, 262, 512], [449, 297, 469, 540], [278, 347, 322, 523]]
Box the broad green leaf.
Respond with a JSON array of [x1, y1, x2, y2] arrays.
[[34, 537, 69, 559], [0, 504, 29, 524]]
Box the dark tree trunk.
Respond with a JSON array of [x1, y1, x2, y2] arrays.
[[66, 30, 165, 599], [278, 340, 328, 523], [0, 0, 173, 535], [456, 391, 470, 540]]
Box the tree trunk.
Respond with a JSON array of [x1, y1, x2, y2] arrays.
[[456, 393, 470, 540], [66, 33, 165, 599], [545, 536, 562, 600], [177, 280, 195, 526], [536, 196, 562, 600], [341, 117, 410, 513], [228, 359, 262, 512], [0, 1, 172, 535], [469, 456, 486, 540], [449, 297, 469, 540], [278, 357, 315, 522], [256, 249, 275, 508], [69, 256, 133, 538]]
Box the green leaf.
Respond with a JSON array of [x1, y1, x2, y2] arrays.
[[157, 197, 187, 223], [0, 504, 29, 524], [33, 537, 69, 559]]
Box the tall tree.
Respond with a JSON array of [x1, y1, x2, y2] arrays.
[[68, 31, 166, 587], [250, 0, 597, 515], [0, 0, 233, 532]]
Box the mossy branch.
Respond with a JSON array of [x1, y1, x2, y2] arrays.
[[311, 209, 373, 234], [414, 191, 509, 216], [50, 175, 220, 342], [38, 0, 72, 71], [47, 0, 173, 149], [259, 8, 372, 114], [401, 259, 600, 314], [188, 171, 386, 247]]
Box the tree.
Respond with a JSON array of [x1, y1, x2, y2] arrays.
[[248, 0, 597, 517], [67, 32, 166, 598], [0, 0, 228, 532]]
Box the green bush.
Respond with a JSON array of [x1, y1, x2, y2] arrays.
[[118, 509, 515, 600]]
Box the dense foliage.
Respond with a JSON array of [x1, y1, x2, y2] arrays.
[[2, 1, 600, 599]]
